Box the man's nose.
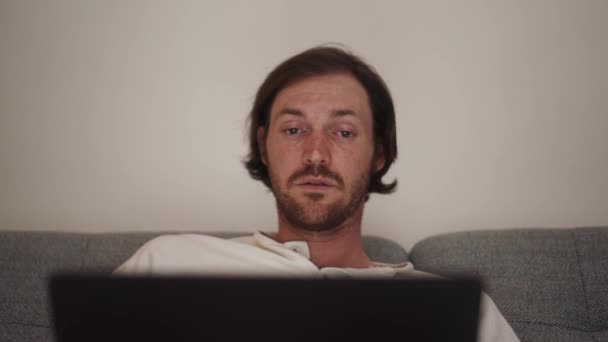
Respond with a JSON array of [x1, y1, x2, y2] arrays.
[[303, 133, 331, 166]]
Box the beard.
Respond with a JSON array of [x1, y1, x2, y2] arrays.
[[268, 162, 373, 232]]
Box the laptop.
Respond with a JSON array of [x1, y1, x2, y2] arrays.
[[49, 274, 481, 342]]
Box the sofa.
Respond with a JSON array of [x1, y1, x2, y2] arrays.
[[1, 227, 606, 342]]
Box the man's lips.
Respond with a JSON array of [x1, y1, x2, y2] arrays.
[[294, 177, 335, 190]]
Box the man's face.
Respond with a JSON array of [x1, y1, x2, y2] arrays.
[[258, 73, 385, 231]]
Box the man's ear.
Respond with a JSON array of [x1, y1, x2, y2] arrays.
[[257, 127, 267, 165], [374, 145, 386, 172]]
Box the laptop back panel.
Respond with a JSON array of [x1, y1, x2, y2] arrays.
[[49, 274, 480, 342]]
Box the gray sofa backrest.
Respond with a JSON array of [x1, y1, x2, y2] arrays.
[[0, 231, 406, 342], [3, 228, 607, 342], [410, 227, 608, 342]]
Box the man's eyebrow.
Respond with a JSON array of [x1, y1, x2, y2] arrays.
[[275, 108, 358, 119], [332, 109, 357, 117], [277, 108, 304, 117]]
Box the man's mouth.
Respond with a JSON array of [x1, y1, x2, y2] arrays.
[[295, 178, 334, 190]]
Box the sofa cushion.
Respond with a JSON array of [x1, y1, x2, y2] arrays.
[[409, 227, 608, 342], [0, 230, 407, 342]]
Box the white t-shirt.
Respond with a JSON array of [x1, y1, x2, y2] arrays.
[[115, 232, 520, 342]]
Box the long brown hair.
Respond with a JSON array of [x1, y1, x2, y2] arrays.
[[244, 45, 397, 198]]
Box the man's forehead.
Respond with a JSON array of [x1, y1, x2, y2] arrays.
[[269, 73, 371, 121]]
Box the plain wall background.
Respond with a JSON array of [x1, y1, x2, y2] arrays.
[[1, 0, 607, 250]]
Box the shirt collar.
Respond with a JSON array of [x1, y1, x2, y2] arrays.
[[253, 231, 412, 272]]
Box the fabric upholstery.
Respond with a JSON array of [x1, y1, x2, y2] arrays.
[[0, 231, 407, 342], [409, 227, 608, 342], [2, 227, 606, 342]]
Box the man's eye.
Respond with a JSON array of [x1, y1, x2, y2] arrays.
[[285, 128, 301, 135], [337, 130, 353, 138]]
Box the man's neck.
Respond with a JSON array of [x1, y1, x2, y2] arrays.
[[274, 209, 373, 269]]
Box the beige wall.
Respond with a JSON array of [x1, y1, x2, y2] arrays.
[[1, 0, 607, 249]]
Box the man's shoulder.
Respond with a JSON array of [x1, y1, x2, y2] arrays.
[[113, 232, 317, 275], [141, 233, 253, 249], [113, 233, 261, 274], [132, 233, 269, 261], [228, 234, 256, 245]]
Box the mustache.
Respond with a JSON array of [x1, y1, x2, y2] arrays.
[[288, 164, 344, 188]]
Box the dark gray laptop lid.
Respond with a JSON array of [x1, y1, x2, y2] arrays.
[[49, 274, 481, 342]]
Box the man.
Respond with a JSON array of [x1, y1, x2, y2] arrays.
[[115, 46, 519, 341]]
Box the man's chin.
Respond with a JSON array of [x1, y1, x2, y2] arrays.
[[302, 192, 326, 202], [288, 217, 343, 233], [277, 202, 332, 231]]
